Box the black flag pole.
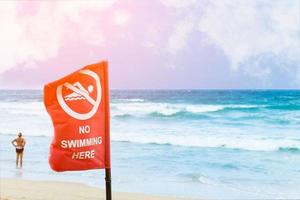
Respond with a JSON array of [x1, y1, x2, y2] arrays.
[[104, 62, 112, 200], [105, 168, 112, 200]]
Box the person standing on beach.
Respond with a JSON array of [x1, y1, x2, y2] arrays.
[[11, 132, 26, 168]]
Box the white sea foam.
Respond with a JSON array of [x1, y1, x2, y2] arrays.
[[197, 175, 220, 185], [0, 101, 46, 116], [185, 105, 225, 113], [0, 100, 258, 120], [111, 102, 179, 116], [117, 98, 145, 102], [1, 100, 299, 152], [0, 101, 52, 137], [111, 132, 300, 152], [111, 102, 235, 117]]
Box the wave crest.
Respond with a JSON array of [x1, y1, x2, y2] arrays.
[[111, 102, 262, 119], [111, 132, 300, 152]]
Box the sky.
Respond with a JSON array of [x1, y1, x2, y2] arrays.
[[0, 0, 299, 89]]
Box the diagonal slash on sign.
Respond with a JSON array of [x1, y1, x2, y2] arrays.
[[64, 82, 96, 106]]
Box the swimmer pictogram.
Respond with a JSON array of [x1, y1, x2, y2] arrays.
[[64, 82, 94, 102], [56, 69, 102, 120]]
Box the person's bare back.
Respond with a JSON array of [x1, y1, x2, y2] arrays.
[[11, 132, 26, 168]]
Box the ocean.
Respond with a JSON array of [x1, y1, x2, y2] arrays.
[[0, 90, 300, 199]]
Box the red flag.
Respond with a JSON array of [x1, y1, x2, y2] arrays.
[[44, 61, 110, 172]]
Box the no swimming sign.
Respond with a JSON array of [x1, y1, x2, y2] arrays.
[[43, 61, 110, 172]]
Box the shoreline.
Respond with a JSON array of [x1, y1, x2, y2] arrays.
[[0, 178, 200, 200]]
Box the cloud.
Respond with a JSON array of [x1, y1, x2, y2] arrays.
[[0, 0, 117, 74], [198, 0, 300, 75], [113, 10, 130, 26], [1, 0, 299, 88], [160, 0, 197, 8], [167, 18, 194, 54], [162, 0, 300, 78]]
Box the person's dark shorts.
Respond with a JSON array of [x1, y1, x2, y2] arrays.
[[16, 148, 24, 153]]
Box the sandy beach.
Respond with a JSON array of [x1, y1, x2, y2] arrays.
[[0, 178, 198, 200]]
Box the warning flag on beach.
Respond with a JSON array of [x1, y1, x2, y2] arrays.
[[44, 61, 110, 172]]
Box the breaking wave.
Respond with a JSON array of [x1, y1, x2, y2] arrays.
[[111, 132, 300, 152], [111, 102, 260, 118]]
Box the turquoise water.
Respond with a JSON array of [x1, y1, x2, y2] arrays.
[[1, 90, 300, 199]]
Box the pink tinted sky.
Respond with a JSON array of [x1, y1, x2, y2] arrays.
[[0, 0, 299, 89]]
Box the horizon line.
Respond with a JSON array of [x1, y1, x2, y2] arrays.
[[0, 88, 300, 91]]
